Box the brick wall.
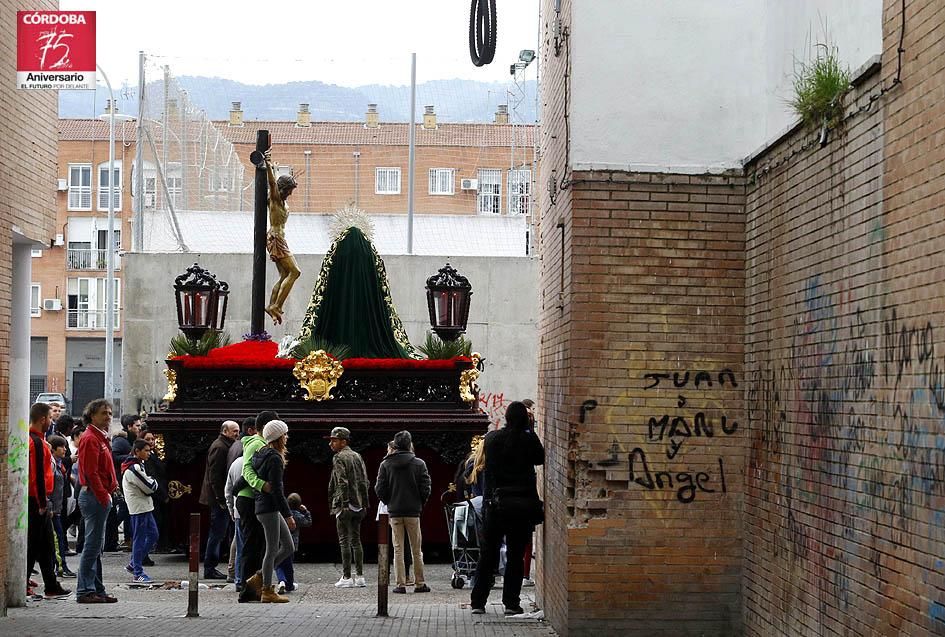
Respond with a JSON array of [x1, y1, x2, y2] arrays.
[[538, 3, 746, 633], [536, 0, 573, 629], [0, 0, 60, 610], [742, 5, 945, 631], [233, 143, 534, 215]]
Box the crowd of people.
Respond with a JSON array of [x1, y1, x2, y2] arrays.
[[26, 396, 545, 615]]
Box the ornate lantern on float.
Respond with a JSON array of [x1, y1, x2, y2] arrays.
[[173, 263, 229, 340], [425, 263, 472, 342]]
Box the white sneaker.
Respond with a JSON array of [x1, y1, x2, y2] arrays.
[[354, 576, 366, 587], [522, 577, 535, 587], [277, 580, 286, 594], [334, 576, 354, 588]]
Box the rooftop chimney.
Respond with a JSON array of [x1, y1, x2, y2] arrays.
[[365, 103, 379, 129], [103, 98, 117, 116], [296, 103, 311, 128], [495, 104, 509, 124], [229, 101, 243, 127], [422, 105, 437, 130]]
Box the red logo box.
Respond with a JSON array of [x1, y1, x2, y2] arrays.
[[17, 11, 96, 89]]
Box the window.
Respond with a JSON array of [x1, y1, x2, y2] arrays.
[[143, 175, 157, 208], [67, 277, 119, 329], [477, 169, 501, 215], [428, 168, 455, 195], [31, 284, 41, 317], [375, 168, 401, 195], [208, 169, 232, 193], [68, 164, 92, 210], [97, 162, 122, 211], [508, 168, 531, 215]]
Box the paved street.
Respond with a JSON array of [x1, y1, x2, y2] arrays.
[[0, 551, 555, 637]]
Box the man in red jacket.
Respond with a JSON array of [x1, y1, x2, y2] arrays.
[[27, 402, 71, 598], [76, 399, 119, 604]]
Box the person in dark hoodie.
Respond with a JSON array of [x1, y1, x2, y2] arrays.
[[375, 430, 432, 594], [469, 401, 544, 617], [252, 420, 294, 603]]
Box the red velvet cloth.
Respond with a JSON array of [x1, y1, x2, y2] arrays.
[[172, 340, 470, 371]]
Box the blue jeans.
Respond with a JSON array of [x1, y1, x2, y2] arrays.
[[234, 519, 244, 586], [77, 488, 109, 597], [130, 512, 158, 577], [204, 504, 230, 573], [275, 555, 294, 589]]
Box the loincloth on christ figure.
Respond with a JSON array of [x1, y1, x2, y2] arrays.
[[266, 230, 292, 262]]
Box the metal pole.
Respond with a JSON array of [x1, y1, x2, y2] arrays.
[[186, 512, 200, 617], [98, 64, 116, 406], [407, 53, 416, 255], [376, 513, 390, 617], [250, 130, 270, 336], [134, 51, 145, 252]]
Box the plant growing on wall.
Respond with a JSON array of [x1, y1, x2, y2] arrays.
[[791, 43, 852, 129]]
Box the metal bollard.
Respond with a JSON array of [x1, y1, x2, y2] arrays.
[[376, 513, 389, 617], [186, 512, 200, 617]]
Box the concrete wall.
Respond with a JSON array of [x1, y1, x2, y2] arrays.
[[121, 253, 538, 418], [569, 0, 881, 172]]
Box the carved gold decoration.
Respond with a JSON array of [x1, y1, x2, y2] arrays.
[[460, 369, 480, 403], [152, 433, 166, 461], [163, 368, 178, 403], [168, 480, 192, 500], [469, 434, 484, 452], [293, 350, 345, 401], [460, 352, 483, 403]]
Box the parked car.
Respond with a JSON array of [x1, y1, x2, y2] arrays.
[[35, 392, 69, 409]]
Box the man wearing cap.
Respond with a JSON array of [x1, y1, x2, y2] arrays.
[[199, 420, 239, 580], [327, 427, 370, 588]]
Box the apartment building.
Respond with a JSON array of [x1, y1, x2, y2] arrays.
[[34, 105, 536, 413]]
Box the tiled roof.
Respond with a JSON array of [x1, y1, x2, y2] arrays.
[[142, 212, 528, 257], [59, 119, 136, 140], [216, 121, 537, 147], [57, 118, 536, 147]]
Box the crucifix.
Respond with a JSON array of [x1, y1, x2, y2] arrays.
[[249, 130, 300, 333]]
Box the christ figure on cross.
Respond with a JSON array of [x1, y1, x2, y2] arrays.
[[264, 151, 300, 325]]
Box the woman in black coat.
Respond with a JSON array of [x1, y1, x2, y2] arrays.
[[469, 401, 544, 616]]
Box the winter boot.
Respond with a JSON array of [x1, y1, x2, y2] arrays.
[[260, 584, 289, 603]]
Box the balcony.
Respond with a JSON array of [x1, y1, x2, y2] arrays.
[[67, 309, 120, 330], [67, 249, 121, 271]]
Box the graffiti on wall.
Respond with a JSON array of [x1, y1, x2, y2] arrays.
[[6, 420, 30, 529], [477, 391, 511, 430], [747, 275, 945, 631], [628, 369, 739, 503]]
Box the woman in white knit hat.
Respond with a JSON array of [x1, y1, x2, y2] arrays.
[[252, 420, 296, 603]]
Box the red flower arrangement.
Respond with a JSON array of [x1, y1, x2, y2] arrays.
[[172, 340, 472, 372]]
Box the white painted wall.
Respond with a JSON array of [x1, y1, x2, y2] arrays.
[[568, 0, 882, 171]]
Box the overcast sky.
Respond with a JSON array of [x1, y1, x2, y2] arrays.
[[60, 0, 541, 87]]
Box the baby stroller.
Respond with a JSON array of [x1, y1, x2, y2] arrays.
[[442, 489, 483, 589]]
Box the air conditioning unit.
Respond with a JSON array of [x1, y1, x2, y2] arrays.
[[461, 178, 479, 190], [57, 179, 68, 191], [54, 233, 64, 246], [43, 298, 62, 311]]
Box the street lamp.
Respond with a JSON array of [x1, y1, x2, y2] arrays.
[[425, 263, 472, 342], [173, 263, 229, 341], [97, 64, 135, 408]]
